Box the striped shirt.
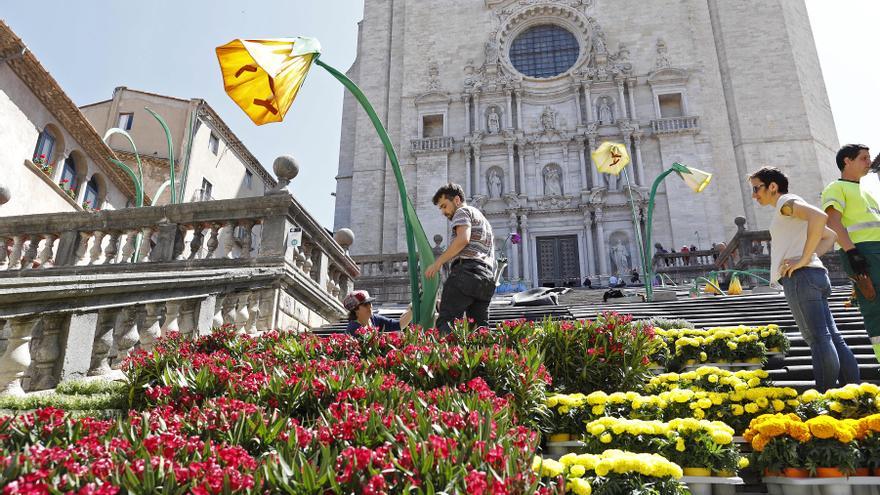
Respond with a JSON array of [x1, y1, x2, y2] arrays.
[[451, 205, 495, 267]]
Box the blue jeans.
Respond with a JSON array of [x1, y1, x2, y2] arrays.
[[781, 267, 860, 391]]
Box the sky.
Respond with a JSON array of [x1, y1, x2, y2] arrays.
[[3, 1, 879, 229]]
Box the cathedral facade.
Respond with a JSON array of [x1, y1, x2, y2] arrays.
[[334, 0, 839, 289]]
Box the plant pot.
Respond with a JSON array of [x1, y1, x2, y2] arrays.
[[854, 468, 869, 476], [873, 468, 880, 476], [745, 357, 763, 364], [548, 433, 571, 442], [683, 467, 712, 477], [687, 483, 712, 495], [764, 469, 784, 477], [819, 485, 853, 495], [815, 467, 846, 478], [714, 469, 736, 477], [782, 467, 809, 478], [685, 359, 697, 366], [781, 486, 814, 495]]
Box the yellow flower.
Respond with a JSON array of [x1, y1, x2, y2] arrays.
[[675, 437, 686, 451], [533, 457, 564, 477], [599, 433, 613, 444], [800, 389, 821, 402], [569, 464, 587, 478], [805, 416, 837, 439], [568, 477, 592, 495], [738, 457, 750, 469], [700, 352, 708, 361]]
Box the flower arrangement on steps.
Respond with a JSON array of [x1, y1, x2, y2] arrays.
[[650, 325, 790, 371], [533, 450, 691, 495]]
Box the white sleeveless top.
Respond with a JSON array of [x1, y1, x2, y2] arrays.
[[768, 193, 825, 284]]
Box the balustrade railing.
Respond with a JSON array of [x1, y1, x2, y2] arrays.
[[650, 116, 699, 135], [0, 194, 360, 395], [410, 136, 455, 153]]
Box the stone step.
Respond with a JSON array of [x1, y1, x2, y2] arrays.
[[767, 364, 880, 381]]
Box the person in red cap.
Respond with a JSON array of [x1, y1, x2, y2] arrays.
[[344, 289, 412, 336]]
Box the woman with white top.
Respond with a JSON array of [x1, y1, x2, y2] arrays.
[[749, 167, 860, 391]]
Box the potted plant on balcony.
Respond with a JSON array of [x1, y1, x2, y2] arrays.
[[33, 154, 53, 176], [802, 416, 859, 477]]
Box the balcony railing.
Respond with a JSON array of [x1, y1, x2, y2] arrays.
[[0, 194, 359, 395], [651, 116, 700, 135], [410, 136, 455, 154]]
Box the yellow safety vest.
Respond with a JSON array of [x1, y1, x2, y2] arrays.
[[821, 179, 880, 244]]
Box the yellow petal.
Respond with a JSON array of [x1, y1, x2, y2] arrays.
[[216, 37, 320, 125]]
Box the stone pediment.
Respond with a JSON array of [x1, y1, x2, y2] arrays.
[[536, 195, 576, 210], [415, 91, 452, 105], [647, 67, 689, 86]]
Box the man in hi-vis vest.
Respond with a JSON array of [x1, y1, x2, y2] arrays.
[[822, 144, 880, 364]]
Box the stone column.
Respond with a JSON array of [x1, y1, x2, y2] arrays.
[[622, 133, 634, 187], [517, 143, 526, 195], [463, 145, 472, 197], [89, 231, 105, 265], [520, 214, 531, 286], [505, 139, 516, 194], [587, 136, 600, 189], [616, 79, 627, 119], [633, 133, 646, 187], [595, 209, 610, 275], [246, 292, 260, 335], [140, 303, 163, 352], [583, 82, 593, 123], [8, 235, 23, 270], [576, 141, 587, 191], [110, 307, 139, 369], [178, 300, 197, 337], [573, 83, 583, 125], [198, 295, 218, 336], [514, 90, 523, 129], [627, 78, 638, 121], [474, 145, 483, 196], [0, 316, 37, 395], [20, 235, 38, 269], [508, 212, 520, 279], [35, 233, 57, 269], [582, 210, 596, 277], [30, 315, 65, 391], [462, 94, 471, 134], [162, 300, 182, 336], [212, 294, 227, 328], [505, 90, 513, 128], [89, 310, 117, 376], [473, 92, 481, 127], [235, 293, 250, 333]]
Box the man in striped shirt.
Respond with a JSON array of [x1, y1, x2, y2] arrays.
[[426, 183, 496, 335]]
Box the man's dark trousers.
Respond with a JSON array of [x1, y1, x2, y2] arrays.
[[436, 258, 496, 334]]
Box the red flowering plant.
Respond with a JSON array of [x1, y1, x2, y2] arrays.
[[538, 312, 664, 394]]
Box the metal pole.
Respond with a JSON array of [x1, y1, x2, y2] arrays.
[[621, 167, 648, 291]]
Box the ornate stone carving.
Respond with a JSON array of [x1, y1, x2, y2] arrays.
[[487, 107, 501, 134], [502, 193, 526, 209], [655, 39, 670, 69], [470, 194, 489, 211], [540, 106, 558, 132], [427, 60, 440, 91], [536, 196, 574, 210]]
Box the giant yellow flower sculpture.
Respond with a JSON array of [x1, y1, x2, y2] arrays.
[[591, 141, 631, 176], [216, 37, 321, 125]]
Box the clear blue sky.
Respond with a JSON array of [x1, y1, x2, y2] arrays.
[[3, 1, 878, 228]]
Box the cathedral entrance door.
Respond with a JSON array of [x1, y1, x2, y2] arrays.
[[536, 235, 581, 287]]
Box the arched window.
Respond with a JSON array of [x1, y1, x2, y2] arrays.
[[509, 25, 579, 78], [60, 156, 78, 194], [33, 130, 56, 164], [83, 175, 99, 209]]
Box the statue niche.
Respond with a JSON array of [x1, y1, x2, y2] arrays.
[[487, 107, 502, 134], [542, 164, 563, 197], [487, 167, 504, 199], [597, 96, 614, 125]]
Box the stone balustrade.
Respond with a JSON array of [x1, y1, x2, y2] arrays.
[[0, 193, 359, 395], [650, 116, 700, 135], [410, 136, 455, 154]]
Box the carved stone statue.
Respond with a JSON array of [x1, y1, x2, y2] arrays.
[[426, 61, 440, 91], [655, 39, 670, 69], [540, 107, 556, 131], [543, 167, 562, 196], [598, 97, 614, 125], [594, 29, 607, 54], [611, 239, 630, 275], [485, 38, 499, 65], [487, 108, 501, 134], [488, 169, 503, 198]]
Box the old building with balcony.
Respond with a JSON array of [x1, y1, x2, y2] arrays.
[[334, 0, 840, 300], [0, 21, 358, 395]]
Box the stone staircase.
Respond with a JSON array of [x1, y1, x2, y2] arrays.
[[319, 286, 879, 494], [319, 286, 880, 389]]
